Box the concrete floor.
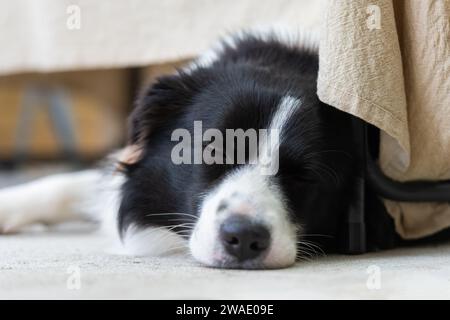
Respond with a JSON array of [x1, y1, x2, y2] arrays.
[[1, 168, 449, 299], [0, 223, 449, 299]]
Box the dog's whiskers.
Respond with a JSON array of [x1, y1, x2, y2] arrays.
[[145, 212, 199, 221], [295, 250, 313, 262], [301, 233, 334, 238], [296, 240, 326, 258]]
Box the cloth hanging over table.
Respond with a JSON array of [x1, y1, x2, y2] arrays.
[[0, 0, 323, 75], [317, 0, 450, 239]]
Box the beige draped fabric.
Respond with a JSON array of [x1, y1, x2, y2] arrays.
[[318, 0, 450, 238], [0, 0, 323, 75]]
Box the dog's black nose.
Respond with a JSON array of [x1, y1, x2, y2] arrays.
[[220, 216, 270, 261]]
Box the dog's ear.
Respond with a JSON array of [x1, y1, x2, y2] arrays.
[[120, 73, 200, 170], [128, 72, 200, 146]]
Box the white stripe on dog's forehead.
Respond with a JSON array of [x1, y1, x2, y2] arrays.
[[253, 95, 300, 176], [270, 96, 301, 135]]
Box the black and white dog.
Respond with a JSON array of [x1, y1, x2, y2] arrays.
[[0, 30, 396, 269]]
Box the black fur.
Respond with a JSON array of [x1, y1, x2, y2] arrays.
[[119, 34, 397, 253]]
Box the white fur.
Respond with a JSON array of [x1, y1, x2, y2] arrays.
[[114, 224, 187, 256], [269, 96, 301, 139], [190, 168, 297, 268], [185, 26, 319, 73], [0, 169, 124, 238], [0, 170, 101, 233]]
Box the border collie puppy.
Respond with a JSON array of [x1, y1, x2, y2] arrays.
[[0, 30, 394, 269]]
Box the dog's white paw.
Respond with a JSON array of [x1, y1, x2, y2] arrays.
[[0, 196, 36, 234], [0, 171, 104, 234], [0, 212, 31, 234], [0, 192, 34, 233]]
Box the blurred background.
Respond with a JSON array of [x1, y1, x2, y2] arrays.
[[0, 0, 323, 187]]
